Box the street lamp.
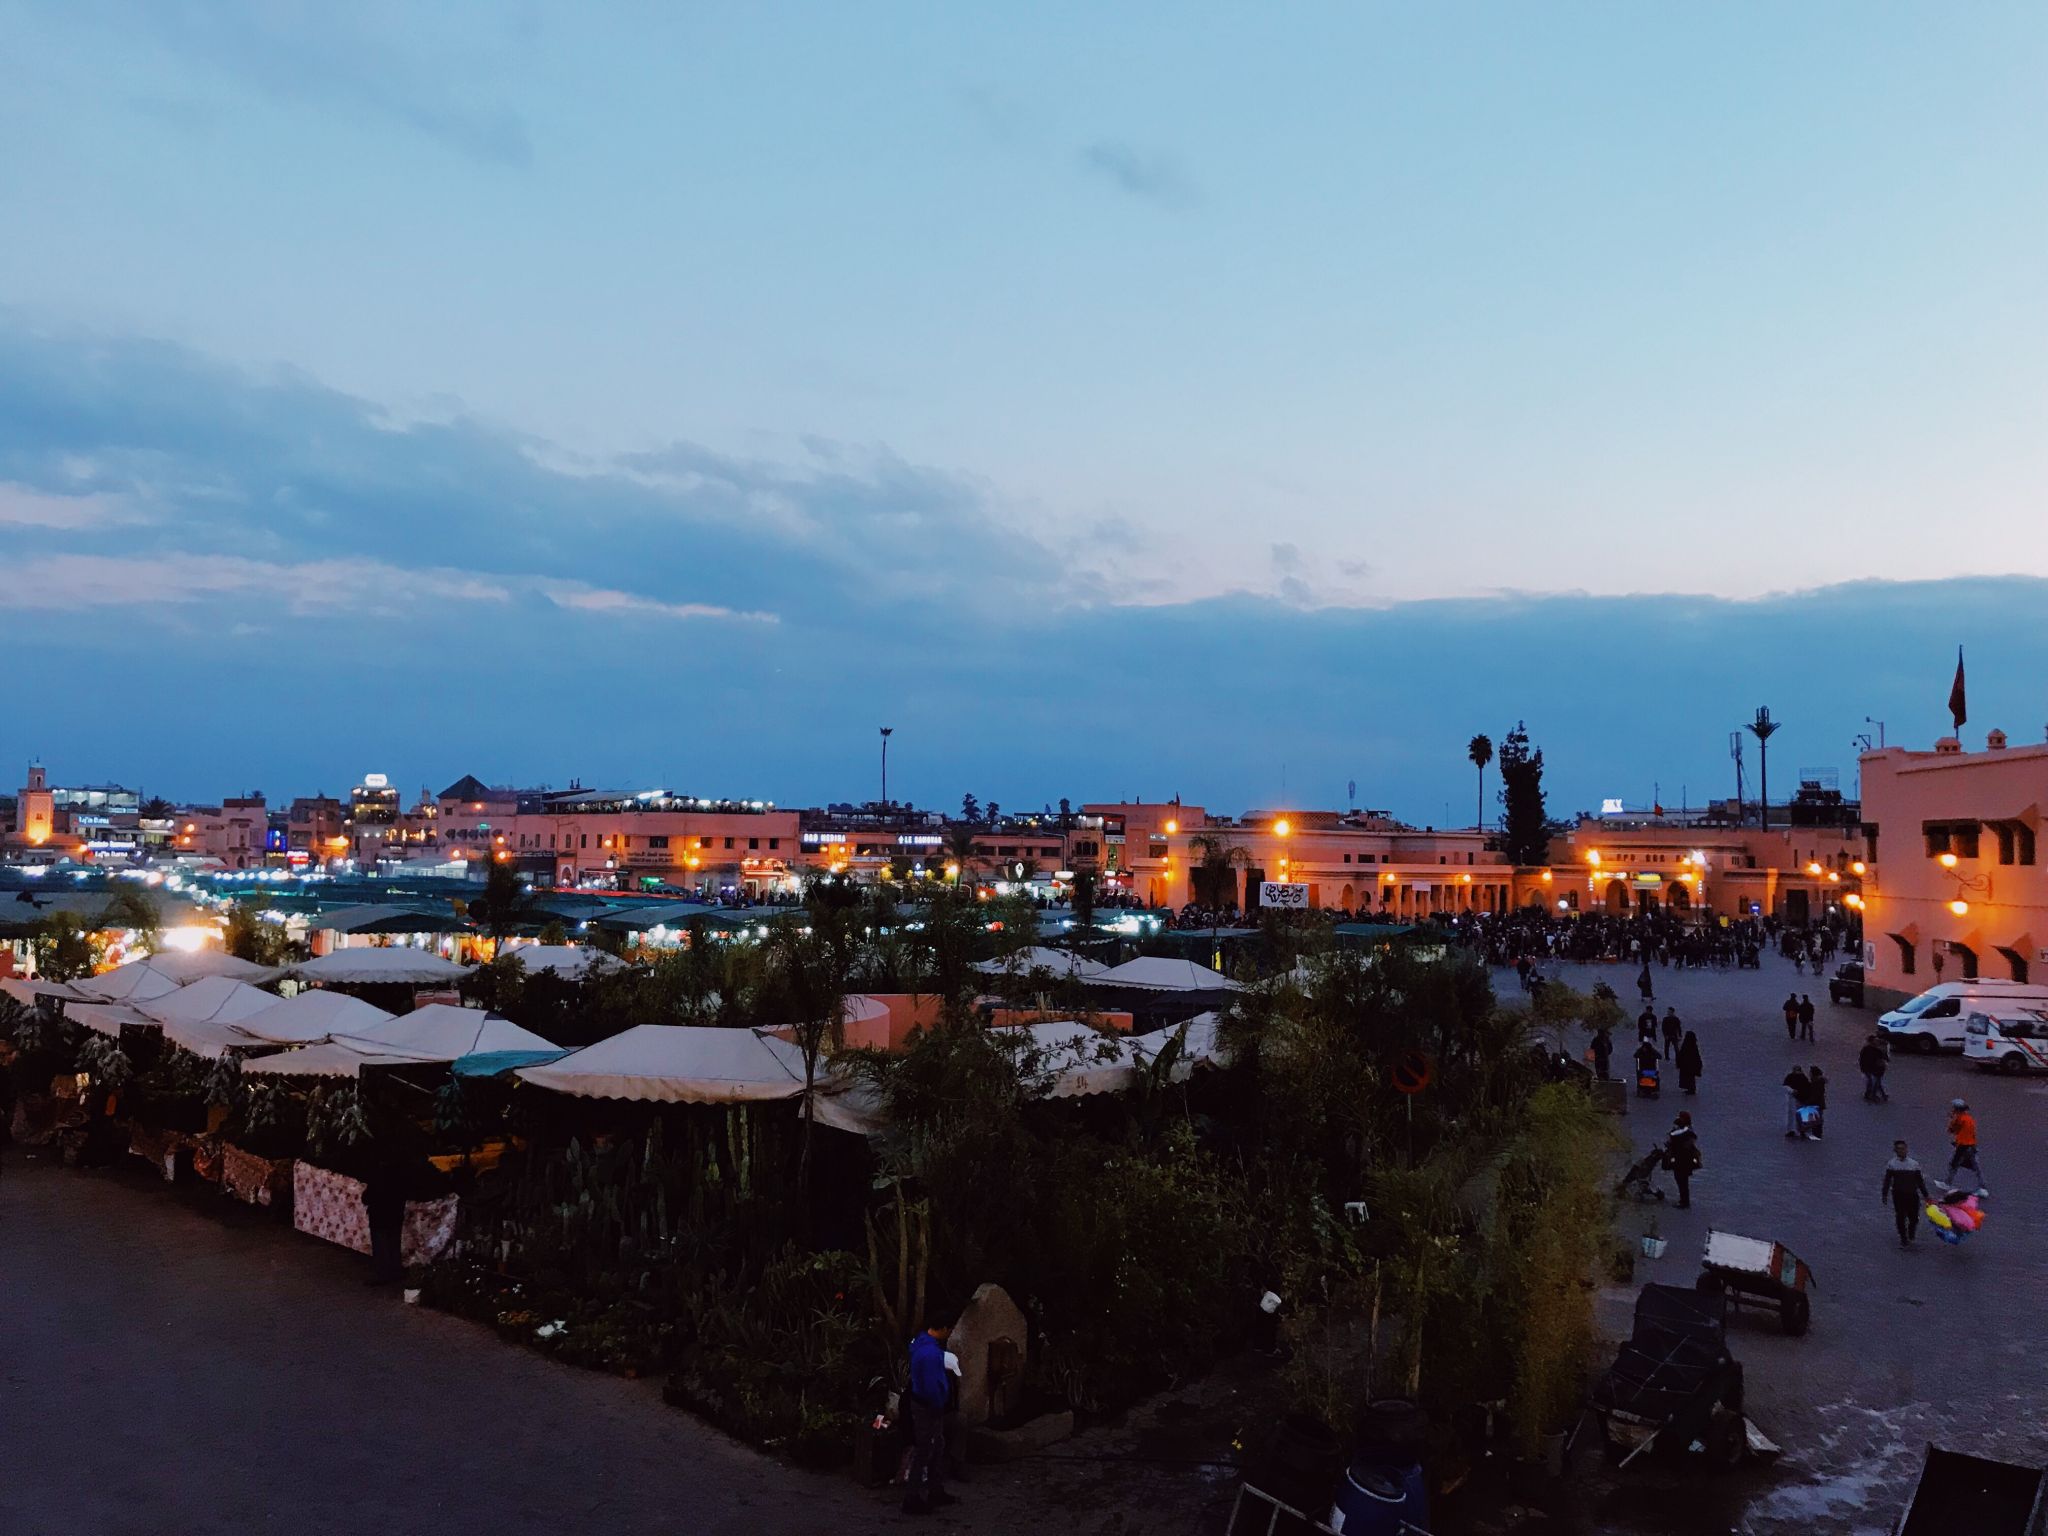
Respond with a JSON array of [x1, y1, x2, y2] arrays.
[[878, 727, 894, 806]]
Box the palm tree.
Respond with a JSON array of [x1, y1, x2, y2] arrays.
[[1468, 734, 1494, 833], [943, 823, 981, 887]]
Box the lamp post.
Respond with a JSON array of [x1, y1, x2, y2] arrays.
[[879, 726, 893, 807], [1748, 708, 1781, 831]]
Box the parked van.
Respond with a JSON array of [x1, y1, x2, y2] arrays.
[[1964, 1008, 2048, 1074], [1877, 980, 2048, 1053]]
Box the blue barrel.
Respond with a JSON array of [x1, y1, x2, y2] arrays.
[[1331, 1455, 1428, 1535]]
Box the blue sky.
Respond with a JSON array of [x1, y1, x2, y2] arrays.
[[1, 3, 2044, 819]]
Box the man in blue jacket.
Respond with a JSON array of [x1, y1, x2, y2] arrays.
[[904, 1320, 957, 1515]]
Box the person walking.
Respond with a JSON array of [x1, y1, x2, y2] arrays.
[[1676, 1030, 1704, 1095], [1782, 1066, 1812, 1139], [1882, 1140, 1930, 1247], [1660, 1007, 1683, 1062], [1637, 959, 1655, 1006], [1947, 1099, 1981, 1186], [1782, 993, 1800, 1041], [1807, 1064, 1828, 1138], [1798, 994, 1816, 1042], [362, 1153, 409, 1288], [1591, 1025, 1614, 1082], [1637, 1005, 1657, 1046], [903, 1319, 958, 1515], [1665, 1111, 1703, 1210], [1859, 1034, 1890, 1103]]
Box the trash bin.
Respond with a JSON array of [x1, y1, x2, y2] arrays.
[[1331, 1455, 1428, 1535]]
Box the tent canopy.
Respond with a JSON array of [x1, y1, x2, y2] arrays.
[[139, 976, 280, 1026], [343, 1004, 556, 1059], [242, 1040, 436, 1079], [232, 989, 395, 1044], [310, 904, 467, 937], [972, 946, 1110, 980], [1088, 956, 1243, 992], [72, 961, 184, 1004], [517, 1024, 810, 1104], [66, 1001, 158, 1038], [499, 945, 625, 979], [294, 950, 473, 986], [139, 951, 285, 986]]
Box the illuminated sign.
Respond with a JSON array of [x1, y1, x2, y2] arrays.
[[1260, 881, 1311, 910], [363, 773, 390, 789], [1600, 799, 1625, 815], [896, 834, 942, 846]]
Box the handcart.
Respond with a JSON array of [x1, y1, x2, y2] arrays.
[[1591, 1283, 1753, 1472], [1694, 1230, 1816, 1336]]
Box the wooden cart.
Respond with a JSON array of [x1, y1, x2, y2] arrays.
[[1694, 1230, 1816, 1336]]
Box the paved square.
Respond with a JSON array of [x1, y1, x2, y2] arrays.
[[1524, 956, 2048, 1534]]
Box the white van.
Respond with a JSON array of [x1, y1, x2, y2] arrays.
[[1878, 980, 2048, 1053], [1964, 1008, 2048, 1073]]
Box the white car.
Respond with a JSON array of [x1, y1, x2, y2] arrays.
[[1879, 981, 2048, 1053], [1964, 1009, 2048, 1074]]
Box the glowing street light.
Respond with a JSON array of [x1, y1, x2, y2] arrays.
[[1851, 860, 1867, 876], [1950, 898, 1970, 917], [1939, 852, 1959, 869], [1273, 818, 1291, 837]]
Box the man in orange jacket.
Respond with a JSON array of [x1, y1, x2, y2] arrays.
[[1947, 1098, 1981, 1185]]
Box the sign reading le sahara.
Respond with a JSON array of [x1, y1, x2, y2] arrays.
[[1260, 881, 1311, 909]]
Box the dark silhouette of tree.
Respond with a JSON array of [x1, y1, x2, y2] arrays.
[[960, 793, 980, 825], [1069, 869, 1098, 944], [1497, 722, 1550, 866], [1467, 734, 1494, 832], [464, 862, 534, 955]]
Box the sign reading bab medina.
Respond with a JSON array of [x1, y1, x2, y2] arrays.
[[1260, 882, 1311, 910]]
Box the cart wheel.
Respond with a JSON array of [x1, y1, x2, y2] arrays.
[[1780, 1293, 1811, 1336], [1695, 1271, 1724, 1295]]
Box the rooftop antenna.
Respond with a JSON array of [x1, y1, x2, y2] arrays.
[[1748, 707, 1782, 832], [1729, 732, 1745, 823]]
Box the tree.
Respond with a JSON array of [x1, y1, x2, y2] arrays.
[[984, 801, 1000, 828], [943, 823, 980, 885], [960, 793, 980, 825], [1497, 722, 1550, 866], [100, 889, 162, 953], [1467, 734, 1494, 833], [465, 861, 534, 955], [1069, 870, 1098, 944], [224, 904, 299, 966], [1187, 833, 1247, 910], [139, 795, 176, 820], [32, 910, 101, 981]]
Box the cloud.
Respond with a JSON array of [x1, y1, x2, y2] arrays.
[[0, 483, 146, 530], [1080, 140, 1196, 207], [135, 1, 532, 168], [538, 583, 777, 625]]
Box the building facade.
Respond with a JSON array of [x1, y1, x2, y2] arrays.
[[1858, 732, 2046, 1010]]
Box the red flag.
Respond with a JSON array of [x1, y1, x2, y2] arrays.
[[1948, 647, 1967, 732]]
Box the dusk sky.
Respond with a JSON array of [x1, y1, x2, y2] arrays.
[[3, 3, 2045, 820]]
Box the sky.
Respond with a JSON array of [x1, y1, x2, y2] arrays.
[[1, 2, 2044, 821]]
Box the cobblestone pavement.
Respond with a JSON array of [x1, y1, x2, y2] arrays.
[[1522, 956, 2048, 1536]]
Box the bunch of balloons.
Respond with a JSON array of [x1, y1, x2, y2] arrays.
[[1926, 1192, 1987, 1245]]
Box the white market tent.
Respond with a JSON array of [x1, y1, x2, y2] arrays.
[[141, 952, 285, 986], [972, 946, 1110, 980], [993, 1020, 1141, 1099], [67, 1001, 159, 1038], [342, 1004, 557, 1059], [159, 1014, 272, 1060], [517, 1025, 811, 1105], [72, 960, 184, 1004], [232, 989, 395, 1044], [293, 950, 473, 986], [243, 1040, 437, 1079], [1087, 956, 1243, 993], [1, 977, 79, 1007], [139, 976, 280, 1027], [500, 945, 625, 980]]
